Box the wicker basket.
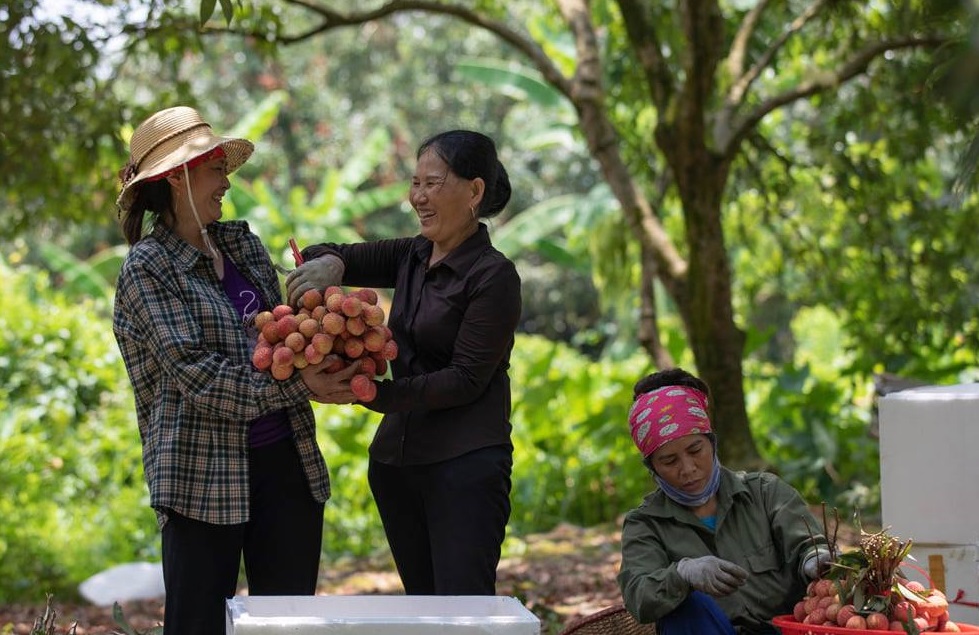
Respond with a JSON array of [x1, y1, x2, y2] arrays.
[[558, 605, 656, 635]]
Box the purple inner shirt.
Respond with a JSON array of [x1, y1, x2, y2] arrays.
[[220, 256, 292, 448]]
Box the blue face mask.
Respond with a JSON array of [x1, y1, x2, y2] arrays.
[[654, 452, 721, 508]]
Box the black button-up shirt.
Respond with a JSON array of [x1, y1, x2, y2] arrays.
[[303, 224, 521, 465]]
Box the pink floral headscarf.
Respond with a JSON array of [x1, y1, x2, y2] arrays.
[[628, 386, 712, 458]]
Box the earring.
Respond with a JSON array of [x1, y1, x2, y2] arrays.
[[469, 205, 477, 220]]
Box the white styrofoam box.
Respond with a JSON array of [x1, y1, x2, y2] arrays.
[[878, 383, 979, 545], [902, 543, 979, 626], [78, 561, 165, 606], [226, 595, 541, 635]]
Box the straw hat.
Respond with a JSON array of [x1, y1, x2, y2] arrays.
[[117, 106, 254, 213]]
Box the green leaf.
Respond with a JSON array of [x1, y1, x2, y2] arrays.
[[219, 0, 234, 25], [455, 59, 568, 109], [199, 0, 217, 27], [37, 243, 112, 300], [112, 601, 139, 635]]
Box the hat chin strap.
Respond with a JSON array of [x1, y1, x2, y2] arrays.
[[183, 162, 222, 264]]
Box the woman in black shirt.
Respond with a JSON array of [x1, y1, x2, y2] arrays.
[[287, 130, 522, 595]]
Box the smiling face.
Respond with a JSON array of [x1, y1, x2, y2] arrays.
[[409, 149, 483, 257], [169, 155, 230, 228], [648, 434, 714, 495]]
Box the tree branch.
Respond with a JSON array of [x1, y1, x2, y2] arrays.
[[727, 0, 827, 109], [726, 0, 772, 81], [614, 0, 674, 110], [722, 35, 950, 158]]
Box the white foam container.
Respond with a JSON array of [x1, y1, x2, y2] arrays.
[[879, 383, 979, 624], [903, 543, 979, 625], [879, 384, 979, 545], [225, 595, 541, 635]]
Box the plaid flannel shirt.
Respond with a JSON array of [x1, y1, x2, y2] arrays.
[[113, 221, 330, 527]]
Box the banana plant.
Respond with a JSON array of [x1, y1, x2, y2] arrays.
[[225, 125, 406, 267], [36, 243, 128, 302]]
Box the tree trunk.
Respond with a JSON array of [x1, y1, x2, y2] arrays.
[[664, 133, 764, 470]]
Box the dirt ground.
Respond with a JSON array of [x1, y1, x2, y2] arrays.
[[0, 513, 862, 635]]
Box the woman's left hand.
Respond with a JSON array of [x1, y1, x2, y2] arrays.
[[299, 355, 361, 404]]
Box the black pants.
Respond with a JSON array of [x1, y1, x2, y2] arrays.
[[160, 437, 325, 635], [368, 445, 512, 595]]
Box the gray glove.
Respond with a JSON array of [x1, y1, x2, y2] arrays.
[[676, 556, 748, 596], [285, 254, 345, 307], [803, 548, 833, 580]]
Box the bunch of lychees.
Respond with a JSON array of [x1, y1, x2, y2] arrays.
[[252, 285, 397, 402]]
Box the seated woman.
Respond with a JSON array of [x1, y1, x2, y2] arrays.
[[617, 368, 831, 635]]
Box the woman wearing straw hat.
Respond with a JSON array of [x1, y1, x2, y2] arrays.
[[617, 368, 832, 635], [113, 106, 358, 635]]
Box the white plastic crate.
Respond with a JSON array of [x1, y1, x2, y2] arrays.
[[225, 595, 541, 635]]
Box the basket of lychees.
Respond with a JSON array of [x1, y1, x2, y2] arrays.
[[773, 523, 977, 634], [251, 285, 397, 403]]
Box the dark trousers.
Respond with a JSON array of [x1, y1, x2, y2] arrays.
[[161, 437, 325, 635], [658, 591, 742, 635], [368, 445, 512, 595]]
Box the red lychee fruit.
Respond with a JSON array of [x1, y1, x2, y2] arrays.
[[276, 314, 300, 340], [272, 304, 294, 319], [299, 318, 321, 339], [361, 304, 385, 326], [252, 345, 273, 371], [865, 612, 888, 630], [362, 327, 386, 352], [272, 346, 294, 367], [321, 312, 346, 335], [381, 339, 398, 361], [350, 374, 377, 402], [346, 316, 366, 336], [301, 289, 323, 311], [311, 333, 334, 355], [262, 321, 281, 345], [254, 310, 275, 330], [353, 288, 378, 305], [359, 356, 377, 377], [344, 337, 365, 359], [325, 292, 344, 313], [341, 295, 363, 317], [285, 331, 306, 353], [304, 344, 325, 365], [844, 615, 866, 630]]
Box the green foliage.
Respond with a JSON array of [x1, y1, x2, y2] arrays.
[[507, 335, 655, 531], [0, 259, 665, 600], [0, 0, 128, 239], [113, 600, 163, 635], [745, 307, 882, 516], [0, 259, 157, 603]]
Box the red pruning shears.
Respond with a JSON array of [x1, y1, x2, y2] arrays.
[[289, 238, 304, 266]]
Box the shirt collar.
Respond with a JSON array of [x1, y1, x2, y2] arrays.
[[411, 223, 491, 274], [150, 221, 249, 271], [646, 466, 748, 520]]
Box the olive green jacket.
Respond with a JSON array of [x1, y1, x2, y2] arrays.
[[617, 467, 826, 634]]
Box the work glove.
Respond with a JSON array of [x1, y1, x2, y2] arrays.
[[676, 556, 748, 597], [285, 254, 345, 308], [803, 548, 834, 580]]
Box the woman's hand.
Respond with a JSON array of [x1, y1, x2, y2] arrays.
[[285, 255, 345, 307], [299, 355, 361, 404]]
